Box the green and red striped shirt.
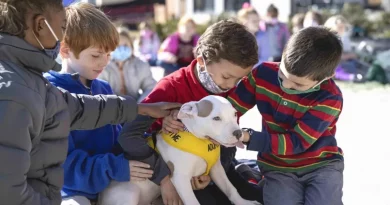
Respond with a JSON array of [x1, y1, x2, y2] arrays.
[[228, 62, 344, 172]]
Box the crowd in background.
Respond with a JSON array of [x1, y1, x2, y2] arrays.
[[76, 2, 388, 103]]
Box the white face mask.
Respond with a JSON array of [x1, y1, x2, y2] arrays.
[[197, 56, 229, 94]]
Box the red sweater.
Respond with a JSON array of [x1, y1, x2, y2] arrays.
[[142, 60, 234, 131]]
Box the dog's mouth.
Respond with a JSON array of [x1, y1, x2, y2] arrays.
[[206, 136, 245, 149]]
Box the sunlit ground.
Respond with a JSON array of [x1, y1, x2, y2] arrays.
[[151, 67, 390, 205]]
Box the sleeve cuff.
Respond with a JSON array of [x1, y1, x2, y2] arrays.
[[113, 154, 130, 182], [246, 131, 271, 153]]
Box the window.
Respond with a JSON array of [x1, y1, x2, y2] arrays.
[[224, 0, 249, 11], [194, 0, 214, 12]]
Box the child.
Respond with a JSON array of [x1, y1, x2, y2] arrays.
[[0, 0, 178, 204], [291, 13, 305, 33], [157, 16, 200, 76], [237, 7, 261, 35], [99, 27, 156, 102], [119, 20, 263, 205], [134, 21, 161, 66], [43, 3, 163, 205], [324, 15, 362, 82], [303, 10, 323, 28], [258, 4, 290, 62], [228, 26, 344, 205]]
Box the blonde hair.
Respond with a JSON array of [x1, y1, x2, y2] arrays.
[[117, 26, 133, 48], [64, 2, 118, 58], [292, 13, 305, 28], [237, 8, 259, 24], [304, 10, 323, 25], [0, 0, 63, 37], [177, 16, 196, 28], [138, 21, 152, 30], [324, 15, 349, 32]]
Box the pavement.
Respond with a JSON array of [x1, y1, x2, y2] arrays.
[[151, 66, 390, 205]]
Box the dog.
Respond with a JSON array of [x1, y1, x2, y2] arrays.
[[126, 95, 260, 205]]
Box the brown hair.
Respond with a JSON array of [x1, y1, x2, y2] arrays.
[[237, 7, 259, 23], [195, 20, 258, 68], [267, 4, 278, 18], [0, 0, 63, 37], [63, 2, 118, 58], [177, 16, 196, 29], [282, 26, 342, 81]]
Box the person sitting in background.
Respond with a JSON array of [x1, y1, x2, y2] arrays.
[[157, 16, 200, 76], [258, 4, 290, 62], [324, 15, 364, 82], [134, 21, 160, 66], [291, 13, 305, 33], [303, 10, 323, 28], [99, 27, 156, 102]]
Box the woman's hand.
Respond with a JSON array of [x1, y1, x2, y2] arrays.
[[129, 160, 154, 181]]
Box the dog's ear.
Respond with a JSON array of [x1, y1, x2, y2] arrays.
[[177, 102, 198, 119], [196, 100, 213, 117]]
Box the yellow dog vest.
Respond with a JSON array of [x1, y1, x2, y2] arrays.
[[147, 131, 220, 175]]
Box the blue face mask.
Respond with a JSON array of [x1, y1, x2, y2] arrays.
[[111, 45, 132, 62], [33, 19, 61, 60]]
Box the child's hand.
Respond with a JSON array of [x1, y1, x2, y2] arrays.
[[191, 175, 211, 190], [162, 110, 184, 134], [129, 161, 154, 181], [138, 102, 182, 118], [242, 130, 251, 142]]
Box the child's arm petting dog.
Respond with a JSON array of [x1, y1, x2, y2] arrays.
[[118, 115, 171, 185]]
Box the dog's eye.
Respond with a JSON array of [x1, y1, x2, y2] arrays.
[[213, 116, 221, 121], [234, 112, 237, 117]]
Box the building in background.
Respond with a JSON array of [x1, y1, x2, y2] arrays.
[[65, 0, 385, 27]]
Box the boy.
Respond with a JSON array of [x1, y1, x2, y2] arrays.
[[0, 1, 179, 204], [119, 20, 263, 205], [228, 26, 344, 205], [44, 3, 168, 205]]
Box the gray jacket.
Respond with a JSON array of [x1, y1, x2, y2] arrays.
[[0, 34, 138, 205], [99, 57, 156, 102]]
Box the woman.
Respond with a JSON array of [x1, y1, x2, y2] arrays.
[[157, 16, 200, 76], [134, 21, 160, 66], [99, 27, 157, 102], [0, 1, 177, 204]]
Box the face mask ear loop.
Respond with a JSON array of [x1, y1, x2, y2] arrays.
[[32, 31, 45, 50]]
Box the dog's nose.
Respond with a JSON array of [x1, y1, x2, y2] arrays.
[[233, 129, 242, 140]]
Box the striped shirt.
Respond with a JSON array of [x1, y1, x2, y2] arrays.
[[228, 62, 344, 172]]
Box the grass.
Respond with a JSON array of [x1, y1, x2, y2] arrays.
[[335, 80, 390, 91]]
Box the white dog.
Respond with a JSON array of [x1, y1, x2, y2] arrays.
[[103, 96, 261, 205]]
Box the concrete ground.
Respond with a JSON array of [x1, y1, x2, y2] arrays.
[[151, 67, 390, 205]]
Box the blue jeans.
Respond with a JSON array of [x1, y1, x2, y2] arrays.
[[262, 160, 344, 205]]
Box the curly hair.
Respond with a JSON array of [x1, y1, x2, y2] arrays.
[[0, 0, 63, 37], [195, 20, 258, 68]]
